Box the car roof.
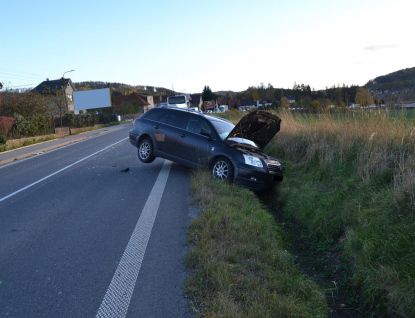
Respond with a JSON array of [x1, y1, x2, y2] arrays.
[[153, 105, 232, 124]]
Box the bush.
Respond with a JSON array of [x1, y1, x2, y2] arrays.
[[98, 113, 117, 124], [64, 112, 76, 127], [0, 134, 7, 144], [0, 116, 15, 137]]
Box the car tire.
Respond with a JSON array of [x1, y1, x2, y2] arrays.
[[138, 138, 155, 163], [212, 157, 234, 182]]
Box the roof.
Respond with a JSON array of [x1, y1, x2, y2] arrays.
[[154, 95, 170, 104], [240, 98, 255, 106], [229, 99, 241, 107], [33, 78, 76, 94], [112, 92, 150, 106]]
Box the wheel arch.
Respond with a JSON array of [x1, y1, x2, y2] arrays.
[[209, 154, 235, 170], [137, 134, 153, 147]]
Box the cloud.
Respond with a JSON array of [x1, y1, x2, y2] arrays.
[[364, 44, 397, 51]]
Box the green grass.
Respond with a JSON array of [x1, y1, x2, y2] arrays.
[[188, 108, 415, 316], [186, 172, 327, 317], [266, 109, 415, 316]]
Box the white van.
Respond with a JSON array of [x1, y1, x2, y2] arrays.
[[167, 95, 190, 109]]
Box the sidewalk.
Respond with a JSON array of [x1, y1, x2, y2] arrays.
[[0, 124, 129, 166]]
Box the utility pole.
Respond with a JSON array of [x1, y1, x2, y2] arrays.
[[0, 82, 3, 106]]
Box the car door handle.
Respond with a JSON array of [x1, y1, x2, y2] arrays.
[[154, 125, 159, 129], [179, 133, 185, 138]]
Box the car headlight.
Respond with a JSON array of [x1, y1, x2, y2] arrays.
[[243, 155, 263, 168]]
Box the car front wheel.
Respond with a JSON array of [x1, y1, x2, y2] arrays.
[[212, 157, 234, 182], [138, 138, 155, 163]]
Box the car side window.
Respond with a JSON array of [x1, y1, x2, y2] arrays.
[[159, 110, 189, 129], [144, 108, 167, 121], [185, 116, 212, 135]]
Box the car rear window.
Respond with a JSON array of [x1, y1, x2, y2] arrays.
[[143, 108, 168, 121]]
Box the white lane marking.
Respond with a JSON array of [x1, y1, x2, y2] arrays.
[[0, 138, 128, 203], [96, 160, 172, 318]]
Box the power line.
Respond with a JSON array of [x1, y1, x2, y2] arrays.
[[7, 83, 39, 88], [0, 67, 49, 78], [0, 72, 45, 80]]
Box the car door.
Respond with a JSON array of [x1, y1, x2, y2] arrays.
[[175, 114, 213, 167], [155, 109, 190, 157]]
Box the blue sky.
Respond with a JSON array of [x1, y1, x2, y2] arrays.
[[1, 0, 414, 93]]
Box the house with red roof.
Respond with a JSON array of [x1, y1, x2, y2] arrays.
[[112, 92, 150, 114]]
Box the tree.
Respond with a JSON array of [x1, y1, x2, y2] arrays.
[[355, 88, 374, 107], [258, 83, 266, 103], [1, 89, 48, 118], [281, 97, 290, 108], [309, 100, 320, 112], [266, 83, 275, 101], [202, 85, 214, 102]]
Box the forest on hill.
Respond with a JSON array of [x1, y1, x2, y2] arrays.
[[74, 81, 175, 97], [74, 66, 415, 107], [365, 67, 415, 91]]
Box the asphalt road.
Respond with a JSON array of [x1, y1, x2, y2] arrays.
[[0, 126, 195, 317]]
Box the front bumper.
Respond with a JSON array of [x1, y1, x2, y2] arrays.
[[234, 163, 283, 191]]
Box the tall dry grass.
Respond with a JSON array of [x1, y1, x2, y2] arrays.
[[274, 110, 415, 209], [268, 109, 415, 316]]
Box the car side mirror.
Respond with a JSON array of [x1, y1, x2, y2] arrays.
[[200, 128, 211, 138]]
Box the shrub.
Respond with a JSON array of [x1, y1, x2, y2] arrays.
[[0, 116, 15, 137], [64, 112, 76, 127], [0, 134, 7, 144]]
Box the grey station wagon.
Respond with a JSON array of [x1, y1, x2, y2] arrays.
[[129, 106, 283, 191]]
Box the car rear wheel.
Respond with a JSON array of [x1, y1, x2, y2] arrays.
[[212, 157, 234, 182], [138, 138, 155, 163]]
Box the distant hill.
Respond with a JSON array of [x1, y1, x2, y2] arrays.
[[74, 81, 175, 96], [365, 67, 415, 91]]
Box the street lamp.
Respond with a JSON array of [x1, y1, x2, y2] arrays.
[[62, 69, 75, 79]]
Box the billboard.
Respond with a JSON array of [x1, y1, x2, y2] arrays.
[[204, 100, 215, 109], [73, 88, 111, 111]]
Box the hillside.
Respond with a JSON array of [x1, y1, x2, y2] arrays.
[[365, 66, 415, 91], [74, 81, 175, 96]]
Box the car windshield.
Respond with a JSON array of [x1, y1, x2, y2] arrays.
[[209, 117, 234, 140], [168, 96, 186, 104]]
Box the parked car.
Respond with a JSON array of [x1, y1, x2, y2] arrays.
[[129, 106, 283, 191]]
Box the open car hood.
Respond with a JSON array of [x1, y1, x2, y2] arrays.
[[225, 110, 281, 150]]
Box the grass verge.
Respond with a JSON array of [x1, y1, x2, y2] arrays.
[[266, 109, 415, 317], [186, 171, 327, 317], [0, 136, 57, 152]]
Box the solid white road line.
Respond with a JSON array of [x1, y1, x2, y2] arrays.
[[0, 138, 128, 203], [96, 160, 172, 318]]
